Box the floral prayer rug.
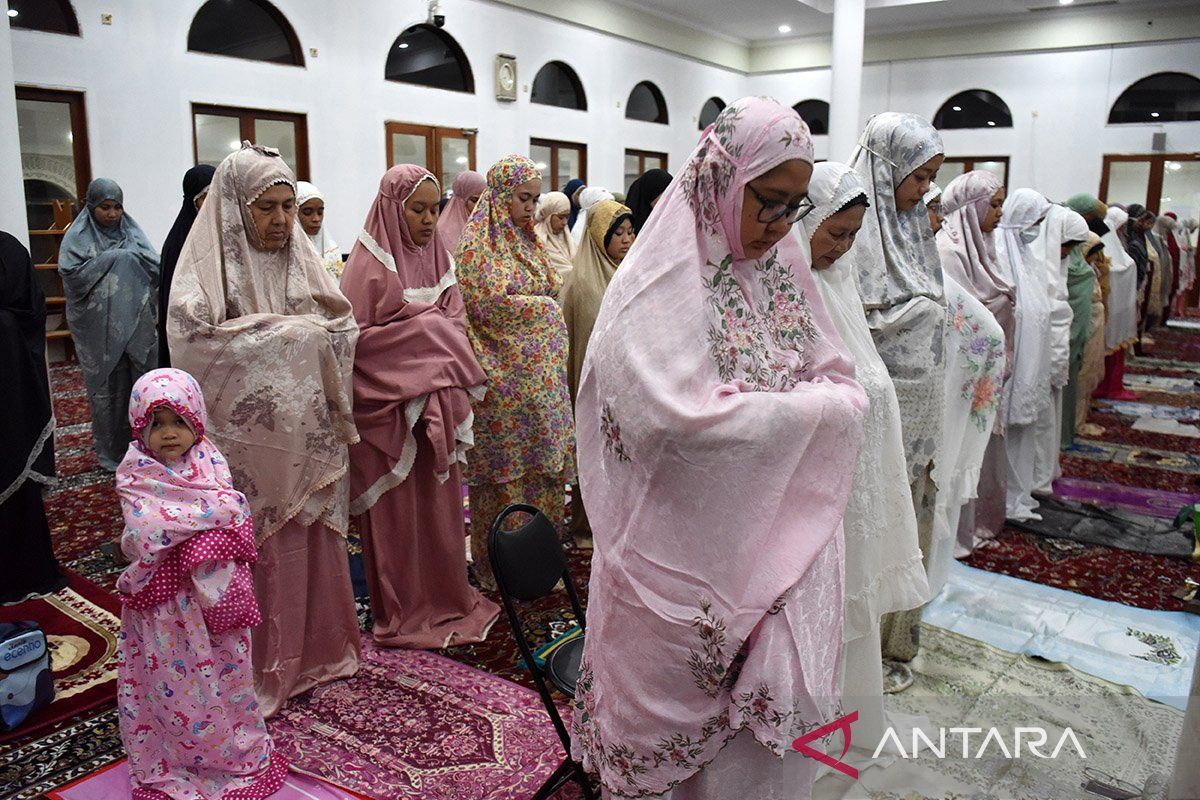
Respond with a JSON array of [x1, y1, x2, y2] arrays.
[[269, 634, 581, 799]]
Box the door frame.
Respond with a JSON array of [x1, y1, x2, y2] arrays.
[[192, 102, 310, 180], [15, 86, 92, 205], [385, 121, 477, 188], [530, 137, 588, 192], [1099, 152, 1199, 214]]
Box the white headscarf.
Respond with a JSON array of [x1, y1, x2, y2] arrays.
[[1032, 205, 1084, 388], [296, 180, 343, 280], [798, 162, 929, 642], [996, 188, 1053, 427], [534, 191, 577, 278], [847, 112, 947, 482], [571, 186, 614, 245], [1101, 206, 1139, 351]]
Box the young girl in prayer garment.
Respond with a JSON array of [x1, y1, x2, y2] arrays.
[[115, 369, 287, 800]]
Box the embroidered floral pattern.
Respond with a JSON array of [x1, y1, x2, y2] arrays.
[[1126, 627, 1182, 666], [600, 403, 631, 463], [704, 252, 817, 391], [686, 599, 730, 697], [947, 297, 1004, 432]]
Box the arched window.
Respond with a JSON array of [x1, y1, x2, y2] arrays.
[[933, 90, 1013, 129], [792, 99, 830, 135], [531, 61, 586, 110], [1108, 72, 1200, 124], [188, 0, 303, 65], [6, 0, 79, 35], [386, 24, 474, 93], [626, 81, 669, 124], [698, 97, 725, 130]]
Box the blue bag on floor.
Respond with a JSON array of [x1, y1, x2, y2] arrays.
[[0, 621, 55, 732]]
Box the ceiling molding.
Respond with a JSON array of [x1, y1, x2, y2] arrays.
[[485, 0, 751, 72], [754, 5, 1200, 71]]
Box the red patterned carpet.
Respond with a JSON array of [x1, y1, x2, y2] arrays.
[[963, 325, 1200, 610]]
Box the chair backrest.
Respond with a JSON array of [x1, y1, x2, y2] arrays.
[[488, 504, 567, 601], [51, 200, 74, 230]]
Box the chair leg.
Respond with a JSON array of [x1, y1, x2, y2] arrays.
[[574, 761, 598, 799], [531, 760, 577, 800]]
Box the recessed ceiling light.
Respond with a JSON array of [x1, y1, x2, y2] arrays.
[[1168, 161, 1181, 171], [1058, 0, 1074, 5], [535, 162, 548, 171], [952, 105, 962, 112], [455, 156, 467, 165], [778, 24, 792, 34], [1163, 197, 1173, 203], [398, 42, 409, 49], [7, 8, 17, 17], [229, 140, 240, 150], [1150, 111, 1160, 118], [987, 120, 996, 126]]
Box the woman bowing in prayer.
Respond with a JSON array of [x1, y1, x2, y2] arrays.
[[533, 191, 577, 280], [59, 178, 160, 471], [625, 168, 672, 235], [801, 162, 929, 746], [0, 231, 67, 602], [847, 112, 947, 664], [571, 97, 866, 800], [1092, 206, 1140, 400], [342, 164, 499, 649], [1075, 233, 1109, 436], [562, 178, 586, 234], [998, 189, 1054, 522], [456, 156, 574, 591], [571, 186, 614, 245], [167, 143, 361, 717], [157, 164, 215, 367], [1060, 211, 1096, 447], [296, 181, 344, 280], [437, 170, 486, 252], [935, 171, 1013, 552]]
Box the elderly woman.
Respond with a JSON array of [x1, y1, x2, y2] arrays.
[[571, 97, 866, 800], [341, 164, 499, 649], [846, 112, 947, 664], [801, 162, 929, 744], [59, 178, 160, 471], [167, 143, 361, 716], [533, 190, 577, 279], [455, 156, 574, 591]]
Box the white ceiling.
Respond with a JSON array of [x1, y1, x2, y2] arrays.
[[612, 0, 1193, 45]]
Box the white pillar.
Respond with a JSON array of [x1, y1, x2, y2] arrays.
[[828, 0, 866, 164], [0, 1, 29, 246]]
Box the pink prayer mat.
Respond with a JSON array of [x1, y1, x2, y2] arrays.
[[48, 759, 370, 799], [268, 634, 579, 799]]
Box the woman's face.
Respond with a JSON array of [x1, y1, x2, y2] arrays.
[[740, 158, 814, 261], [605, 217, 635, 264], [298, 198, 324, 236], [810, 204, 867, 270], [549, 211, 569, 234], [980, 188, 1006, 232], [895, 154, 944, 212], [92, 199, 124, 229], [404, 179, 441, 247], [926, 197, 943, 233], [249, 183, 297, 251], [509, 178, 542, 227]]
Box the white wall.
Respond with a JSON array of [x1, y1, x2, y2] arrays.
[[9, 0, 743, 247], [750, 40, 1200, 207], [1, 0, 30, 245], [8, 0, 1200, 250]]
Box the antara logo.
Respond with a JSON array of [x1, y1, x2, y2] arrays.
[[791, 711, 1087, 779]]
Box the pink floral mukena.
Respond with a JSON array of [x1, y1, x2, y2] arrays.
[[115, 368, 286, 800]]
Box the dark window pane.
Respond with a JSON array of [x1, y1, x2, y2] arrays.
[[698, 97, 725, 129], [793, 99, 830, 135], [531, 61, 586, 110], [188, 0, 301, 65], [7, 0, 79, 34], [626, 81, 668, 124], [934, 89, 1013, 129], [1109, 72, 1200, 124], [386, 25, 474, 93]]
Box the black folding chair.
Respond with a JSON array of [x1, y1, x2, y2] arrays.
[[488, 503, 595, 800]]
